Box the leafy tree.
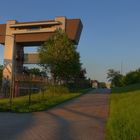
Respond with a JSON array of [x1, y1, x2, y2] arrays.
[[38, 29, 81, 84], [0, 65, 3, 87], [107, 69, 124, 87], [123, 68, 140, 85], [78, 68, 87, 79], [99, 82, 106, 88], [107, 68, 140, 87]]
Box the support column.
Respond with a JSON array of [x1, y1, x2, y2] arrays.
[[3, 20, 16, 81], [2, 20, 17, 97], [15, 45, 24, 74]]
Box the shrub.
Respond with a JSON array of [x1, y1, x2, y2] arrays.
[[46, 85, 70, 95]]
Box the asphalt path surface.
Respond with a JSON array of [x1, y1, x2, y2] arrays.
[[0, 89, 110, 140]]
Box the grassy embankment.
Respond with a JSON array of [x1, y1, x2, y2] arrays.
[[0, 87, 91, 113], [106, 83, 140, 140]]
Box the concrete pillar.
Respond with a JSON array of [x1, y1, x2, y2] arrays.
[[55, 16, 66, 31], [3, 20, 17, 81], [15, 45, 24, 74]]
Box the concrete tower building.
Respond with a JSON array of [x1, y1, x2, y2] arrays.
[[0, 16, 83, 82]]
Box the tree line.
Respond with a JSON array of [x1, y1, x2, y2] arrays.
[[107, 68, 140, 87]]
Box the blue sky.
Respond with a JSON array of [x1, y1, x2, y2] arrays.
[[0, 0, 140, 82]]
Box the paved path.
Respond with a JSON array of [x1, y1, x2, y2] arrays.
[[0, 89, 110, 140]]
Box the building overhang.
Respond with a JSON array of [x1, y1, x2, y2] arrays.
[[0, 17, 83, 45]]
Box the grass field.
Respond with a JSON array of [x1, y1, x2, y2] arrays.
[[106, 83, 140, 140], [0, 88, 91, 113]]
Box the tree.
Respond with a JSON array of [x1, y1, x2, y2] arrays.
[[99, 82, 106, 88], [0, 65, 3, 87], [38, 29, 81, 84], [123, 68, 140, 85], [107, 69, 124, 87], [78, 68, 87, 79]]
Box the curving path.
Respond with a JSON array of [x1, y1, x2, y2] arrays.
[[0, 89, 110, 140]]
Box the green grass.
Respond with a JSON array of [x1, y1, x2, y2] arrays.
[[106, 83, 140, 140], [0, 87, 91, 113]]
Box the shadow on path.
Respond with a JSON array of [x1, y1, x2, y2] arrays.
[[0, 90, 109, 140], [0, 113, 35, 140]]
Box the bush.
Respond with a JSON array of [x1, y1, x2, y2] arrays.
[[46, 85, 70, 95]]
